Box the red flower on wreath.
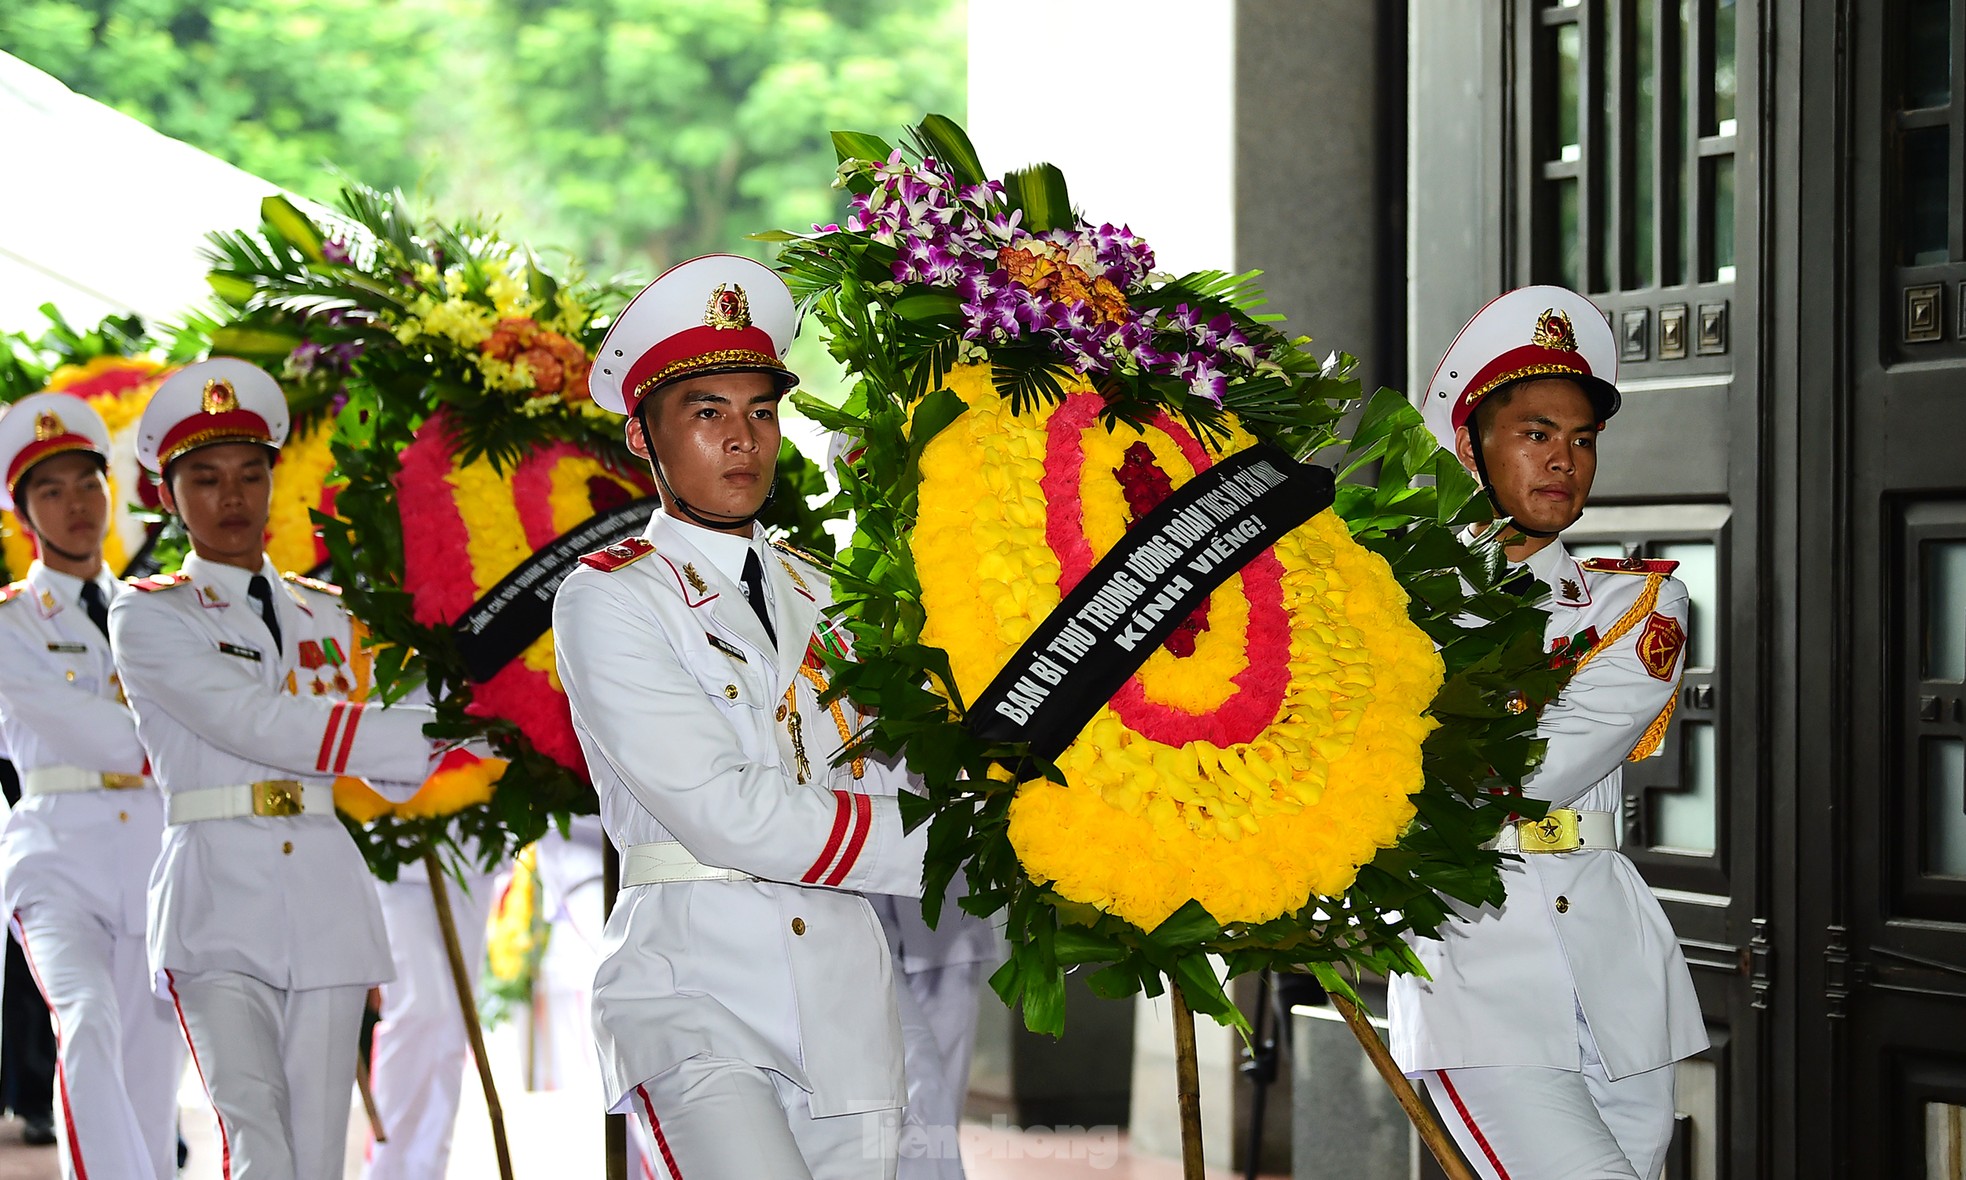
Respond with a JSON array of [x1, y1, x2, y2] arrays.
[[1113, 441, 1211, 657], [1041, 393, 1290, 748], [398, 413, 656, 770]]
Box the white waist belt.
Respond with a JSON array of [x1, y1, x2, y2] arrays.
[[21, 766, 146, 796], [620, 841, 756, 887], [167, 781, 328, 825], [1484, 809, 1619, 854]]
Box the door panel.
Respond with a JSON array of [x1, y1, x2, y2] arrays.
[[1833, 0, 1966, 1173]]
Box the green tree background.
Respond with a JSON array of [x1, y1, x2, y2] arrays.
[[0, 0, 966, 278]]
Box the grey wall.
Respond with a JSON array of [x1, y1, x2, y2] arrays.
[[1236, 0, 1407, 397], [1407, 0, 1510, 392]]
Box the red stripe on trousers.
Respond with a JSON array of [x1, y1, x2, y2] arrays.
[[801, 791, 853, 883], [824, 793, 873, 886], [1436, 1070, 1513, 1180], [636, 1084, 684, 1179], [11, 914, 86, 1180], [165, 971, 232, 1180], [316, 702, 346, 772], [332, 702, 363, 773]]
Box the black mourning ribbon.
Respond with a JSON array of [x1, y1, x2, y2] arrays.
[[741, 549, 776, 647], [247, 574, 283, 656], [966, 444, 1336, 765], [450, 495, 662, 683], [79, 580, 110, 641]]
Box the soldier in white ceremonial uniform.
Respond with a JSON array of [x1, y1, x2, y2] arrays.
[[873, 882, 998, 1179], [0, 393, 183, 1177], [1388, 287, 1708, 1180], [110, 358, 448, 1180], [360, 860, 495, 1180], [555, 254, 929, 1180]]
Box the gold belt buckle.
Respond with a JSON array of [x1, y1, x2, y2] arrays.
[[99, 773, 143, 791], [1515, 809, 1582, 853], [251, 780, 304, 818]]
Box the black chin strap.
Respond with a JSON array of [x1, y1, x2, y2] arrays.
[[647, 446, 776, 532], [34, 536, 96, 564], [16, 504, 100, 565], [1464, 427, 1571, 540]]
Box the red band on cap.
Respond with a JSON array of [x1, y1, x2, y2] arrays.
[[157, 409, 273, 466], [5, 435, 98, 496], [620, 325, 782, 412], [1450, 344, 1594, 432]]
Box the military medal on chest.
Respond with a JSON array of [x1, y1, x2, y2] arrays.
[[298, 636, 352, 696]]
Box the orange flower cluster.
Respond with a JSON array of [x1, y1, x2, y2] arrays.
[[997, 244, 1129, 324], [480, 317, 593, 400]]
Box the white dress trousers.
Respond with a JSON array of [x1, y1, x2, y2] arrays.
[[873, 877, 1002, 1180]]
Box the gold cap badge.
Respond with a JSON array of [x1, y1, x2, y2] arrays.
[[1532, 308, 1579, 352], [704, 284, 753, 331], [33, 411, 64, 442], [201, 378, 240, 415]]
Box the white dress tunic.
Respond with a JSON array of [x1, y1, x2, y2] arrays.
[[554, 512, 928, 1158], [1388, 539, 1707, 1079]]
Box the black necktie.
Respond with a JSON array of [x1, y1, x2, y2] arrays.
[[741, 550, 776, 647], [78, 581, 109, 641], [247, 574, 284, 656], [1500, 568, 1538, 597]]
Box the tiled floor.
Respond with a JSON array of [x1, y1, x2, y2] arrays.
[[0, 1116, 1274, 1179], [0, 1120, 52, 1180], [0, 1023, 1285, 1178]]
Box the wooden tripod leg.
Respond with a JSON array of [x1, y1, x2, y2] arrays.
[[1327, 994, 1477, 1180], [424, 851, 515, 1180], [1170, 982, 1206, 1180]]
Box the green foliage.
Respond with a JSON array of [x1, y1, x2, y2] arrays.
[[205, 184, 842, 879], [1, 0, 460, 203], [1, 0, 966, 280], [205, 187, 620, 877], [0, 305, 203, 403], [783, 117, 1569, 1035]]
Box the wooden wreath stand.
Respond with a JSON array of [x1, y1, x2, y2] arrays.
[[423, 850, 516, 1180], [1164, 981, 1475, 1180]]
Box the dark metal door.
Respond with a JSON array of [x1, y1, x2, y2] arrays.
[[1790, 0, 1966, 1174]]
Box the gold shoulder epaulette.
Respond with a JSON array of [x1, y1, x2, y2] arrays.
[[580, 537, 654, 573], [1580, 556, 1680, 576], [281, 571, 343, 596], [0, 581, 24, 606], [127, 572, 192, 593], [772, 540, 834, 571]]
